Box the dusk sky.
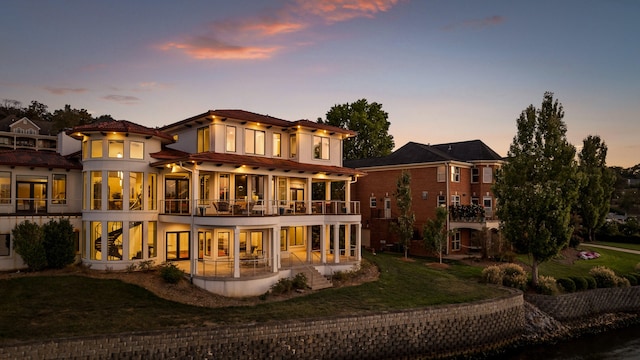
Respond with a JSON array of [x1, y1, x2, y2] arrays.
[[1, 0, 638, 167]]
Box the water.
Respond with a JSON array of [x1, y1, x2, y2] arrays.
[[501, 323, 640, 359]]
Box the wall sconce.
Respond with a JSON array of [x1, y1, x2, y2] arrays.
[[421, 191, 428, 200]]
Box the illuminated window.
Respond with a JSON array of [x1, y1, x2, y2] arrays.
[[91, 171, 102, 210], [52, 174, 66, 204], [129, 172, 143, 210], [289, 134, 297, 158], [289, 226, 304, 247], [226, 126, 236, 152], [129, 222, 143, 260], [91, 140, 103, 158], [90, 221, 101, 260], [147, 173, 157, 210], [451, 166, 460, 182], [273, 133, 281, 157], [108, 171, 123, 210], [148, 221, 157, 258], [313, 136, 330, 160], [217, 231, 230, 257], [0, 172, 10, 204], [245, 129, 265, 155], [82, 140, 88, 159], [166, 231, 190, 260], [197, 127, 210, 153], [130, 141, 144, 159], [107, 221, 123, 261], [108, 140, 124, 158]]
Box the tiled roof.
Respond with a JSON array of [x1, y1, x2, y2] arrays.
[[0, 149, 82, 169], [344, 140, 503, 168], [149, 148, 365, 177], [67, 120, 174, 142], [161, 109, 356, 136]]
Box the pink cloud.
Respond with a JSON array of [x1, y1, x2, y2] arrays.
[[44, 87, 88, 95], [102, 95, 140, 105], [159, 0, 402, 60], [442, 15, 505, 31]]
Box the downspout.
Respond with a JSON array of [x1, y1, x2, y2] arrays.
[[445, 162, 450, 256], [175, 161, 196, 283]]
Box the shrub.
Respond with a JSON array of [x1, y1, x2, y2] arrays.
[[292, 272, 308, 290], [585, 276, 597, 289], [481, 265, 503, 285], [12, 221, 47, 271], [569, 276, 588, 291], [622, 274, 638, 286], [501, 263, 528, 290], [536, 275, 559, 295], [589, 266, 618, 288], [556, 278, 576, 293], [138, 260, 154, 272], [42, 219, 76, 269], [159, 262, 184, 284], [616, 276, 631, 288], [270, 277, 293, 295]]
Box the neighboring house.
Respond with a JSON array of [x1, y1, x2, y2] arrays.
[[0, 115, 58, 151], [345, 140, 503, 256], [0, 110, 364, 297]]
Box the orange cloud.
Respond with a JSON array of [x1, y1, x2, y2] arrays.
[[44, 87, 88, 95], [160, 36, 280, 60], [294, 0, 401, 23]]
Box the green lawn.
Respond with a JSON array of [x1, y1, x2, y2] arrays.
[[517, 245, 640, 279], [0, 252, 506, 343], [593, 241, 640, 252]]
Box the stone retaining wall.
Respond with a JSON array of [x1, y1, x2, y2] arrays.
[[0, 292, 524, 360], [525, 286, 640, 321]]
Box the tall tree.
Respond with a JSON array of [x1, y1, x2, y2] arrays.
[[577, 135, 615, 241], [320, 99, 394, 160], [493, 92, 580, 286], [423, 206, 449, 264], [25, 100, 51, 121], [391, 170, 414, 259], [51, 104, 94, 133]]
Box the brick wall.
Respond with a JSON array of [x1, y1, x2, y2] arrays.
[[525, 286, 640, 321], [0, 292, 524, 360]]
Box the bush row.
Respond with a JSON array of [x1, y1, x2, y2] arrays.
[[12, 219, 76, 271]]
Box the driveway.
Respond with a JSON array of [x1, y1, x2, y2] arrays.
[[581, 243, 640, 255]]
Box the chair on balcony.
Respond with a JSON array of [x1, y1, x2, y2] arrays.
[[212, 201, 229, 214]]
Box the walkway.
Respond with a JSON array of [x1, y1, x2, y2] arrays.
[[581, 243, 640, 255]]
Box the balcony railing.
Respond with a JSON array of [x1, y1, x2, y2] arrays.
[[160, 199, 361, 216], [449, 204, 490, 222]]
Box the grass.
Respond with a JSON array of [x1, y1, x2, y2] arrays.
[[0, 252, 506, 343], [593, 241, 640, 252], [516, 245, 640, 279]]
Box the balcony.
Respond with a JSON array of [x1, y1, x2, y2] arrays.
[[449, 204, 499, 230], [160, 199, 360, 216]]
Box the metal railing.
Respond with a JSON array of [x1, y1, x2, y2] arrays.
[[166, 199, 361, 216]]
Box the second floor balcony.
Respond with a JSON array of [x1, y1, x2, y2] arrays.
[[161, 199, 360, 217]]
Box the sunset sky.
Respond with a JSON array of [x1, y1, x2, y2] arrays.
[[1, 0, 638, 167]]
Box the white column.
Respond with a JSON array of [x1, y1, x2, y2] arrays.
[[320, 224, 326, 264], [272, 226, 279, 272], [306, 226, 312, 262], [345, 179, 351, 213], [356, 223, 362, 261], [233, 227, 240, 278], [345, 224, 351, 259], [333, 224, 340, 264]]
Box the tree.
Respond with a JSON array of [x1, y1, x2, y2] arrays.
[[12, 221, 47, 271], [319, 99, 394, 160], [391, 170, 414, 259], [42, 219, 76, 269], [423, 206, 449, 264], [493, 92, 580, 286], [0, 99, 24, 117], [25, 100, 51, 121], [577, 135, 615, 242], [51, 104, 94, 133]]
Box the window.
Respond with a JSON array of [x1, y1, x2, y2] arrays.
[[226, 126, 236, 152], [451, 231, 461, 251], [129, 222, 143, 260], [289, 134, 297, 158], [52, 174, 66, 204], [471, 168, 479, 183], [451, 166, 460, 182], [197, 127, 209, 153], [280, 229, 288, 251], [437, 166, 446, 182], [0, 172, 10, 204], [82, 140, 88, 159], [130, 141, 144, 159], [313, 136, 330, 160], [250, 231, 263, 255], [82, 172, 87, 210], [219, 174, 230, 200], [107, 221, 123, 261], [166, 231, 190, 260], [217, 231, 230, 257], [90, 221, 101, 260], [16, 176, 47, 213], [108, 140, 124, 158], [0, 234, 9, 256], [483, 167, 493, 183], [471, 197, 479, 205], [148, 221, 157, 258], [451, 195, 461, 206], [91, 171, 102, 210], [437, 195, 446, 207], [147, 173, 157, 210], [165, 177, 189, 214], [273, 133, 281, 157], [91, 139, 103, 158], [370, 196, 377, 208], [245, 129, 265, 155], [289, 226, 304, 246], [108, 171, 123, 210], [129, 172, 143, 210]]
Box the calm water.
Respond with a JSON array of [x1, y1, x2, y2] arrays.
[[501, 323, 640, 360]]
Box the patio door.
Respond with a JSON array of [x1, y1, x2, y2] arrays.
[[16, 177, 47, 213], [166, 231, 190, 260]]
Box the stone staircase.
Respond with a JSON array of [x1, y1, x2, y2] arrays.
[[294, 267, 333, 290]]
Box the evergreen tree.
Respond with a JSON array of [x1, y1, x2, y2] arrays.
[[577, 135, 615, 241], [493, 92, 580, 286]]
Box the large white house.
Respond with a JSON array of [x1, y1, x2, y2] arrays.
[[0, 110, 364, 297]]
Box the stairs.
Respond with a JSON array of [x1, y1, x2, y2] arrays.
[[294, 267, 333, 290]]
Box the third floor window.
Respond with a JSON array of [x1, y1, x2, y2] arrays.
[[197, 127, 210, 153], [245, 129, 265, 155], [313, 136, 330, 160]]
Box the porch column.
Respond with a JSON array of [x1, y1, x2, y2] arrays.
[[267, 174, 274, 215], [345, 224, 351, 259], [233, 227, 240, 278], [320, 224, 327, 264], [333, 223, 340, 264], [306, 226, 312, 262], [272, 226, 279, 272], [356, 223, 362, 261], [344, 179, 351, 214], [305, 176, 312, 214], [191, 167, 200, 277]]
